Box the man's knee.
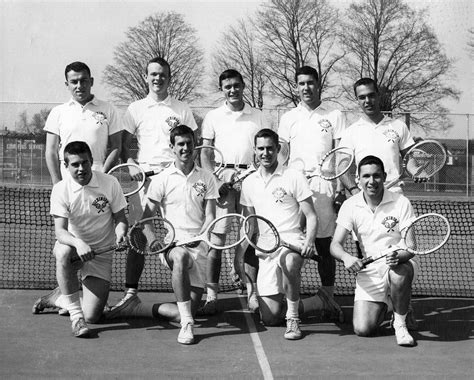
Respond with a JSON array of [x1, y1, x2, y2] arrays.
[[353, 323, 376, 337], [170, 248, 191, 269], [390, 263, 414, 288]]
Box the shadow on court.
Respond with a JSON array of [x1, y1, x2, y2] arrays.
[[0, 289, 472, 379]]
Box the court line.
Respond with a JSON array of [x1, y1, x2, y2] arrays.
[[239, 297, 274, 380]]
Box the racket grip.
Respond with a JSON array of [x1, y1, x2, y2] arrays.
[[144, 170, 155, 177], [361, 256, 374, 267], [69, 244, 124, 263]]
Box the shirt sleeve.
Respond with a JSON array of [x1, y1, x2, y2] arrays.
[[43, 106, 60, 135], [123, 105, 137, 134], [397, 120, 415, 151], [293, 170, 313, 202], [147, 174, 166, 203], [278, 112, 290, 142], [398, 195, 416, 230], [201, 111, 215, 141], [110, 177, 127, 213], [335, 199, 354, 232], [339, 124, 354, 150], [49, 182, 69, 218], [107, 104, 124, 135], [182, 104, 198, 131], [239, 177, 254, 207], [333, 110, 347, 140]]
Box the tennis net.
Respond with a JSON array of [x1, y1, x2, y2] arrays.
[[1, 185, 472, 297]]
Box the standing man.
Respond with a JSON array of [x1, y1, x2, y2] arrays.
[[32, 141, 128, 337], [105, 125, 219, 345], [199, 69, 267, 314], [240, 129, 318, 340], [44, 61, 122, 185], [110, 57, 198, 312], [331, 155, 417, 347], [278, 65, 346, 312]]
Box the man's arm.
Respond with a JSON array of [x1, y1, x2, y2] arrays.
[[53, 215, 93, 262], [112, 208, 128, 246], [330, 224, 362, 273], [45, 133, 62, 185], [199, 198, 217, 235], [298, 197, 317, 258], [200, 138, 216, 172], [103, 132, 122, 173]]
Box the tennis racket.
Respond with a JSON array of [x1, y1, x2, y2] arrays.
[[306, 146, 355, 181], [362, 213, 451, 266], [70, 242, 129, 263], [244, 214, 321, 261], [127, 213, 247, 255], [194, 145, 225, 175], [107, 163, 165, 197], [386, 140, 447, 189]]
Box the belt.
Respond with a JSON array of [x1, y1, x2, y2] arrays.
[[216, 163, 249, 169]]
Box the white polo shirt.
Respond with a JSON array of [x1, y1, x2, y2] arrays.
[[147, 164, 219, 237], [336, 190, 415, 260], [44, 97, 123, 166], [240, 164, 312, 235], [339, 115, 414, 183], [50, 171, 127, 250], [124, 95, 197, 167], [201, 103, 267, 166], [278, 103, 346, 173]]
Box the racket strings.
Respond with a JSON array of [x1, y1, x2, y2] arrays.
[[320, 149, 353, 179], [206, 215, 246, 249], [405, 143, 446, 178], [129, 218, 174, 254], [404, 215, 450, 253], [245, 216, 279, 253], [109, 165, 143, 195]]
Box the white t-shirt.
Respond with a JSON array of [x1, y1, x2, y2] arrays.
[[201, 103, 267, 166], [124, 95, 198, 167], [44, 97, 123, 165], [278, 103, 346, 173], [339, 115, 414, 183], [50, 171, 127, 249], [240, 164, 312, 235], [147, 164, 219, 237]]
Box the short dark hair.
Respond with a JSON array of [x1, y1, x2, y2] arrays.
[[146, 57, 171, 77], [294, 66, 318, 83], [254, 128, 279, 147], [218, 69, 244, 88], [170, 125, 195, 145], [64, 62, 91, 80], [358, 155, 385, 175], [63, 141, 93, 163], [353, 78, 378, 97]]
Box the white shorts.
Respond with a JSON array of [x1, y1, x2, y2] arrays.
[[355, 259, 419, 304], [256, 233, 305, 297], [308, 176, 336, 238]]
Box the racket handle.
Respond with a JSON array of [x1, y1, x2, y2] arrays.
[[70, 244, 127, 263], [361, 256, 375, 267]]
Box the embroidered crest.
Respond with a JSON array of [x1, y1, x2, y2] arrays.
[[93, 111, 107, 125], [272, 187, 287, 203], [165, 116, 181, 132], [382, 216, 399, 233], [92, 196, 109, 213], [383, 129, 399, 143], [318, 119, 332, 133], [192, 181, 207, 197]]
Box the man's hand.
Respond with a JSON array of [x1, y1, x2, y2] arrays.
[[74, 240, 94, 262], [218, 182, 233, 199], [343, 255, 364, 274], [385, 249, 402, 268], [300, 240, 317, 259], [334, 191, 346, 213]]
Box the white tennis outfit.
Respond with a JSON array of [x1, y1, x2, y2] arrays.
[[147, 164, 219, 288], [240, 164, 313, 296], [50, 171, 127, 281], [44, 97, 123, 175], [278, 103, 346, 237], [336, 190, 419, 304], [340, 115, 415, 187]]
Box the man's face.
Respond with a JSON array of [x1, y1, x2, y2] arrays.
[[65, 70, 94, 105], [64, 152, 93, 186], [170, 134, 194, 164], [355, 84, 381, 117], [296, 74, 319, 107], [145, 62, 170, 97], [254, 137, 280, 169], [358, 163, 386, 198], [221, 77, 244, 107]]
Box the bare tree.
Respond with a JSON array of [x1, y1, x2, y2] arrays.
[[468, 28, 474, 59], [255, 0, 344, 106], [212, 18, 266, 109], [103, 12, 204, 103], [341, 0, 459, 133]]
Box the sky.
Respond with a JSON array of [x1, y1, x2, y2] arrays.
[[0, 0, 472, 136]]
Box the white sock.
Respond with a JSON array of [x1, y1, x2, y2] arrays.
[[126, 288, 138, 296], [206, 283, 218, 301], [177, 300, 193, 326], [393, 312, 407, 326], [286, 299, 300, 320], [54, 294, 69, 309], [63, 292, 83, 321]]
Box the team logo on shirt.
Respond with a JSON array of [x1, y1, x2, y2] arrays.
[[165, 116, 181, 132], [383, 129, 399, 143], [192, 181, 207, 197], [272, 187, 287, 203], [92, 196, 109, 213], [93, 111, 107, 126], [382, 216, 399, 233], [318, 119, 332, 133]]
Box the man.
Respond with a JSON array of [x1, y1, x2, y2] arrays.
[[112, 57, 198, 312], [44, 61, 122, 185], [239, 128, 319, 340], [105, 125, 219, 345], [278, 65, 346, 311], [32, 141, 128, 337], [330, 155, 418, 347], [199, 69, 267, 314]]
